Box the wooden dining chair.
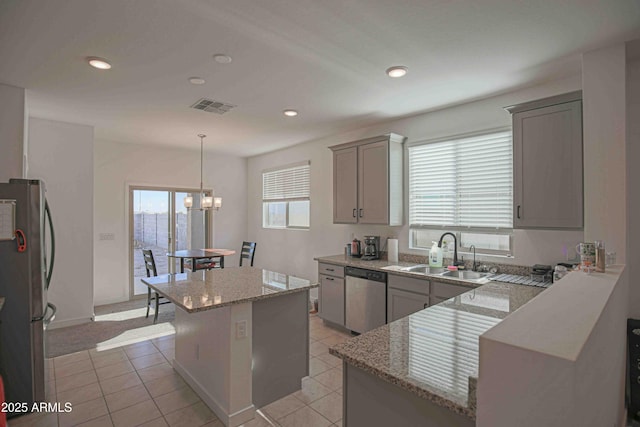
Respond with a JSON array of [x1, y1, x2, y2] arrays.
[[142, 249, 171, 324], [240, 241, 257, 267]]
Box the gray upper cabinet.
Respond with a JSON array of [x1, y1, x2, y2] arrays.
[[506, 91, 583, 229], [330, 134, 405, 226]]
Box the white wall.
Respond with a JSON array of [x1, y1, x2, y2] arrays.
[[0, 83, 26, 181], [94, 140, 248, 305], [583, 44, 627, 264], [627, 43, 640, 318], [247, 75, 584, 281], [28, 118, 94, 327]]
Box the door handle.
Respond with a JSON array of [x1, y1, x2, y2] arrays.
[[359, 209, 363, 218], [352, 208, 357, 218], [517, 205, 521, 219]]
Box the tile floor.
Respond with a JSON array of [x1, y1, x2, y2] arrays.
[[9, 314, 350, 427]]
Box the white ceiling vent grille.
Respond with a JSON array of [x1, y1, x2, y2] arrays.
[[190, 98, 236, 114]]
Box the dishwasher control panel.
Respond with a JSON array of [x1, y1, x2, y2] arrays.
[[345, 266, 386, 282]]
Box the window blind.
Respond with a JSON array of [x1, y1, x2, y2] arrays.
[[409, 130, 512, 230], [262, 162, 310, 202]]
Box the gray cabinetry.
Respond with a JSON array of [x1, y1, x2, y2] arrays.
[[387, 274, 430, 322], [506, 91, 583, 229], [318, 262, 345, 326], [430, 280, 472, 306], [330, 134, 405, 225]]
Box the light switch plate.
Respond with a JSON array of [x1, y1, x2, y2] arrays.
[[235, 320, 247, 339]]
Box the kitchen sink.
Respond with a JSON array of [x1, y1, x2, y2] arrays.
[[405, 265, 447, 275], [441, 270, 492, 280]]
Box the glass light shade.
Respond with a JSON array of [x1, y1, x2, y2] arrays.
[[184, 196, 193, 208], [202, 196, 213, 209], [214, 197, 222, 209]]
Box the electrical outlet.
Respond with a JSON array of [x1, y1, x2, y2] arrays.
[[99, 233, 115, 241], [236, 320, 247, 339]]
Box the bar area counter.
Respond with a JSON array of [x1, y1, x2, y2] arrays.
[[142, 268, 317, 427]]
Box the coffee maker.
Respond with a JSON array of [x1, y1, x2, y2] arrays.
[[362, 236, 380, 260]]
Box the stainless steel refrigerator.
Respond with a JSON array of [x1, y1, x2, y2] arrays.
[[0, 179, 56, 416]]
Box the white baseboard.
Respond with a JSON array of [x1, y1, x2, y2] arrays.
[[172, 359, 256, 427], [48, 316, 94, 330]]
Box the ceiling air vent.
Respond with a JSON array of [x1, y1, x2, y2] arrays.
[[190, 98, 236, 114]]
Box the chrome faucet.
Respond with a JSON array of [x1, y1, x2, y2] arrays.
[[470, 245, 477, 271], [438, 232, 459, 267]]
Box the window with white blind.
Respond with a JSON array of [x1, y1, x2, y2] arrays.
[[262, 162, 310, 229], [408, 129, 513, 255]]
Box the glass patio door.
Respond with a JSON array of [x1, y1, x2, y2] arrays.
[[130, 187, 210, 298]]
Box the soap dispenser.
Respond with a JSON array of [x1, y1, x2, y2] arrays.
[[429, 241, 443, 267]]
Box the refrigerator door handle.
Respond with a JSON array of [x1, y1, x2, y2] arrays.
[[44, 199, 55, 289], [44, 302, 56, 325]]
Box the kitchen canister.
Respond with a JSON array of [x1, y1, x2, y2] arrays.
[[387, 238, 399, 263], [575, 242, 596, 267]]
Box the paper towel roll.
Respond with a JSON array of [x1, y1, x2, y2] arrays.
[[388, 238, 399, 263]]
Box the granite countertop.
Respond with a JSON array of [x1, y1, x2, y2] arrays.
[[329, 281, 545, 419], [316, 254, 487, 288], [142, 267, 317, 313]]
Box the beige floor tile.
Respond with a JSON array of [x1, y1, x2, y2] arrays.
[[238, 411, 276, 427], [130, 352, 167, 370], [262, 394, 305, 421], [104, 383, 151, 413], [314, 353, 341, 368], [309, 341, 329, 357], [309, 358, 331, 377], [95, 360, 135, 381], [45, 380, 57, 403], [200, 421, 224, 427], [56, 369, 98, 393], [309, 327, 335, 341], [144, 372, 187, 398], [76, 414, 113, 427], [313, 368, 342, 391], [54, 358, 94, 379], [138, 418, 169, 427], [8, 412, 58, 427], [333, 419, 343, 427], [292, 377, 332, 404], [57, 382, 103, 406], [160, 348, 175, 361], [58, 396, 108, 427], [99, 372, 142, 395], [278, 406, 332, 427], [153, 386, 200, 415], [91, 351, 129, 369], [110, 400, 162, 427], [54, 350, 90, 368], [138, 362, 175, 383], [164, 401, 216, 427], [153, 339, 175, 352], [124, 343, 159, 359], [319, 334, 350, 347], [309, 392, 342, 423], [89, 347, 127, 359]]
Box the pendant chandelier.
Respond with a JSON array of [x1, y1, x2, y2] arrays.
[[183, 134, 222, 211]]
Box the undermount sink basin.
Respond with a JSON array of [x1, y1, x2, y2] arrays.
[[405, 265, 447, 275], [441, 270, 492, 280]]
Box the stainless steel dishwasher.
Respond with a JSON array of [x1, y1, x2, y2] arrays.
[[345, 266, 387, 334]]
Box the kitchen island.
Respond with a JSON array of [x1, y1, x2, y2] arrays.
[[329, 277, 544, 426], [142, 267, 317, 427]]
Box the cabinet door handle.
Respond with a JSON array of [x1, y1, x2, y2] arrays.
[[326, 268, 334, 272], [325, 277, 334, 281], [517, 205, 521, 219], [359, 209, 363, 218], [352, 208, 357, 218]]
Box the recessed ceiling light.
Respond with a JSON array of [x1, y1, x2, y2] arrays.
[[188, 77, 206, 85], [386, 66, 408, 78], [87, 57, 111, 70], [283, 109, 298, 117], [213, 54, 232, 64]]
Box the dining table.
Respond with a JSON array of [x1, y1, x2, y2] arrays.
[[166, 249, 236, 273]]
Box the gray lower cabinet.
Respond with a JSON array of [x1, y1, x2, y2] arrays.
[[387, 274, 430, 322], [318, 262, 345, 326], [431, 280, 472, 306]]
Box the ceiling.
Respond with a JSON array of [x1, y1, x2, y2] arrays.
[[0, 0, 638, 157]]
